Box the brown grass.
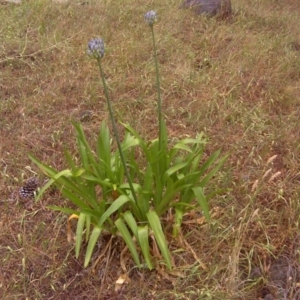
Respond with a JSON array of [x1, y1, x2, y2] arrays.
[[1, 0, 300, 299]]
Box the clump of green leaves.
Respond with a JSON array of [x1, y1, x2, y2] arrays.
[[30, 11, 226, 270]]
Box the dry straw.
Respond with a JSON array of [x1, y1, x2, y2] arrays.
[[268, 172, 281, 183], [266, 155, 278, 165]]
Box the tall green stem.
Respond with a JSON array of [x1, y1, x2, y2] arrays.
[[96, 58, 139, 206], [150, 26, 163, 151]]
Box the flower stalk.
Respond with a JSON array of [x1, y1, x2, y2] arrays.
[[150, 26, 163, 151], [144, 11, 163, 151], [88, 38, 139, 206]]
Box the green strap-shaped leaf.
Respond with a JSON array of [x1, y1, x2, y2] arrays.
[[119, 183, 142, 193], [190, 149, 204, 173], [199, 154, 228, 187], [146, 211, 172, 270], [173, 143, 193, 153], [73, 122, 96, 169], [85, 215, 91, 242], [74, 122, 103, 179], [137, 226, 153, 270], [81, 175, 114, 187], [192, 187, 210, 221], [47, 206, 79, 215], [121, 135, 140, 152], [84, 226, 102, 267], [157, 183, 192, 216], [29, 154, 96, 205], [122, 212, 153, 269], [37, 169, 72, 200], [162, 161, 189, 183], [121, 123, 150, 160], [115, 218, 141, 268], [176, 137, 205, 145], [143, 163, 153, 188], [75, 213, 86, 258], [123, 211, 138, 239], [197, 149, 221, 179], [139, 163, 152, 213], [60, 188, 90, 210], [80, 208, 102, 220], [97, 195, 131, 227], [96, 121, 111, 173], [173, 208, 184, 237]]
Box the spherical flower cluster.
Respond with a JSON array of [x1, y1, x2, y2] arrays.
[[144, 10, 157, 26], [87, 38, 105, 58]]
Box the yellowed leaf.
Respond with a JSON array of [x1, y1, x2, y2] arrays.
[[67, 214, 79, 243]]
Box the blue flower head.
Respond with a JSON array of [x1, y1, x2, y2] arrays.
[[144, 10, 157, 26], [87, 38, 105, 59]]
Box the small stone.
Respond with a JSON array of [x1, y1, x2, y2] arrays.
[[179, 0, 232, 18]]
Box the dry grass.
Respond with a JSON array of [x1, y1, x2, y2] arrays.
[[1, 0, 300, 299]]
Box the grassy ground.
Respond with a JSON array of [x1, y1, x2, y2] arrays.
[[1, 0, 300, 299]]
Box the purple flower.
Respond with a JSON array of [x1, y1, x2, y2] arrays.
[[87, 38, 105, 58], [144, 10, 157, 26]]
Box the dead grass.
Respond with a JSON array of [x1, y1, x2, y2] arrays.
[[1, 0, 300, 299]]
